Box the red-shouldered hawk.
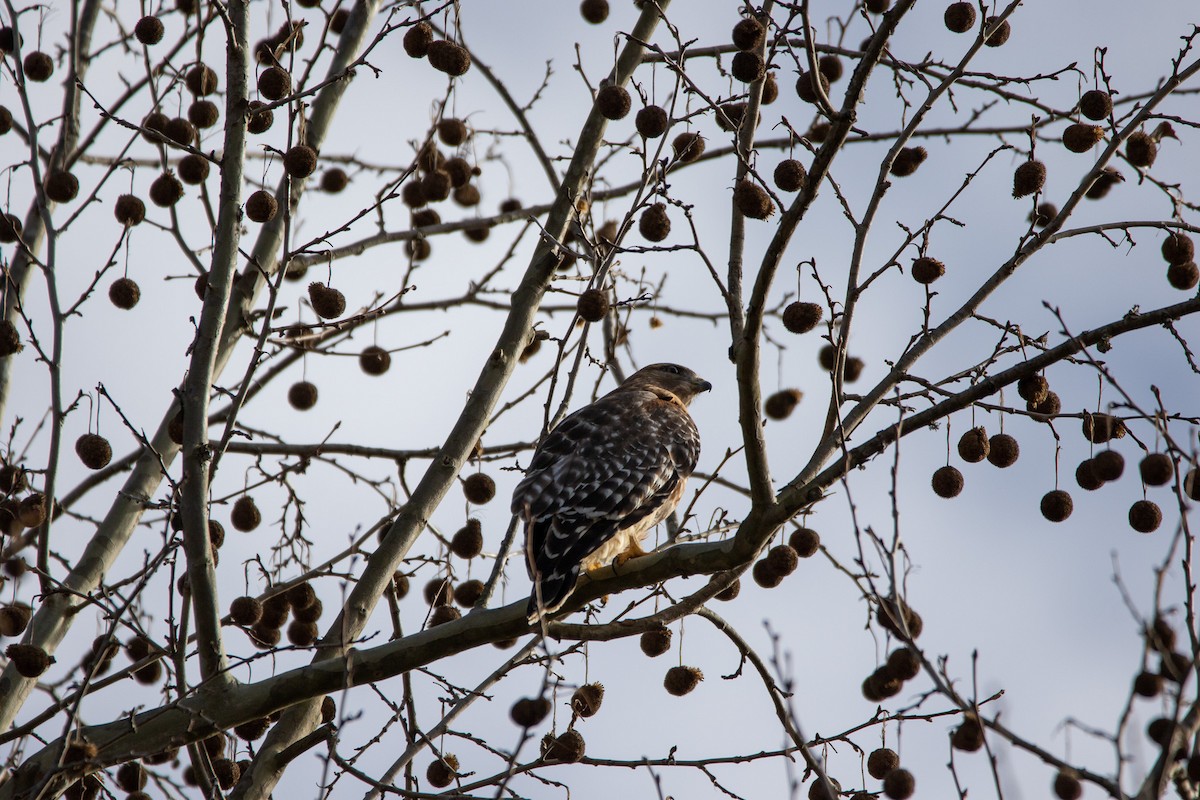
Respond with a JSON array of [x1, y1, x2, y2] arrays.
[[512, 363, 711, 621]]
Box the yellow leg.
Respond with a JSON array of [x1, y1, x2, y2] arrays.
[[614, 538, 647, 568]]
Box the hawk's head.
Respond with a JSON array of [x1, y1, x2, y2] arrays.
[[621, 363, 712, 405]]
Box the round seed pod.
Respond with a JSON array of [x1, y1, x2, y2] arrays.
[[1126, 131, 1157, 168], [359, 345, 391, 376], [413, 209, 441, 228], [952, 715, 985, 751], [429, 605, 461, 627], [639, 202, 671, 241], [956, 427, 989, 463], [764, 389, 802, 420], [1162, 233, 1194, 266], [307, 282, 346, 319], [1082, 412, 1126, 443], [444, 156, 472, 187], [284, 145, 317, 178], [664, 665, 703, 696], [116, 762, 147, 793], [0, 321, 21, 357], [293, 597, 323, 623], [715, 102, 752, 132], [883, 768, 915, 800], [230, 495, 261, 532], [427, 40, 471, 76], [1129, 499, 1162, 533], [287, 381, 318, 410], [580, 0, 609, 23], [114, 194, 145, 226], [774, 159, 807, 192], [187, 100, 220, 129], [245, 190, 277, 223], [794, 70, 829, 104], [234, 717, 270, 742], [286, 619, 319, 645], [185, 63, 218, 96], [1062, 123, 1103, 153], [1149, 617, 1176, 652], [911, 256, 944, 284], [819, 344, 837, 371], [511, 696, 552, 727], [6, 643, 51, 677], [426, 754, 459, 788], [639, 627, 672, 657], [1017, 374, 1049, 404], [247, 101, 274, 134], [401, 181, 427, 208], [320, 167, 349, 193], [731, 51, 765, 83], [1147, 717, 1176, 747], [150, 172, 184, 206], [595, 84, 631, 120], [1161, 650, 1191, 684], [450, 518, 484, 558], [1075, 458, 1103, 491], [135, 15, 165, 45], [0, 213, 20, 242], [863, 667, 901, 701], [177, 154, 209, 185], [761, 72, 779, 104], [453, 579, 483, 608], [402, 22, 433, 58], [889, 147, 927, 177], [1040, 489, 1073, 522], [45, 170, 79, 203], [108, 277, 141, 310], [571, 682, 605, 718], [0, 604, 31, 636], [207, 519, 225, 550], [391, 572, 411, 600], [734, 178, 774, 220], [76, 433, 112, 470], [944, 2, 976, 32], [329, 8, 350, 33], [1079, 90, 1112, 121], [23, 51, 53, 82], [1093, 449, 1125, 481], [542, 730, 586, 763], [164, 116, 196, 146], [1140, 453, 1174, 486], [782, 301, 822, 333], [1167, 261, 1199, 290], [143, 111, 170, 142], [983, 16, 1010, 46], [1134, 669, 1163, 698], [789, 527, 820, 557], [671, 132, 705, 163], [986, 433, 1020, 468], [887, 647, 921, 681], [731, 17, 765, 51], [421, 169, 452, 201], [230, 595, 263, 626], [16, 493, 45, 528], [212, 758, 241, 790], [931, 465, 963, 498], [436, 118, 469, 146], [868, 748, 899, 779], [1028, 390, 1061, 421], [765, 544, 799, 576], [1012, 160, 1046, 197], [635, 105, 668, 138], [452, 184, 480, 207], [711, 574, 741, 601], [1029, 202, 1057, 227], [848, 358, 864, 383], [417, 142, 445, 172], [809, 777, 843, 800], [0, 462, 25, 493], [819, 54, 844, 83], [866, 0, 891, 11], [407, 239, 431, 261], [876, 597, 923, 639], [752, 558, 784, 588], [286, 582, 316, 610], [1086, 167, 1123, 199], [1054, 771, 1082, 800], [424, 577, 452, 607], [463, 473, 496, 504]]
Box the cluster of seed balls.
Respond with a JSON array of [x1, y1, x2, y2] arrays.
[[763, 301, 865, 420], [803, 745, 917, 800]]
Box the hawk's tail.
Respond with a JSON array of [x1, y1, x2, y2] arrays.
[[526, 565, 581, 622]]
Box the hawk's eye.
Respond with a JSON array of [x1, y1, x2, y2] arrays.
[[661, 365, 680, 374]]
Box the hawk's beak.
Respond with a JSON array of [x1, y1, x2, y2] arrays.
[[696, 378, 713, 393]]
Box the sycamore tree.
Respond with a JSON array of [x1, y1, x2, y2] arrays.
[[0, 0, 1198, 798]]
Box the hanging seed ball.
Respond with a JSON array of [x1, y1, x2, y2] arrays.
[[868, 748, 900, 779], [45, 170, 79, 203], [1086, 167, 1123, 199], [764, 389, 803, 421], [0, 213, 20, 242], [1134, 669, 1163, 698], [1075, 458, 1104, 491], [782, 301, 823, 334], [23, 51, 53, 82], [1017, 374, 1049, 404], [450, 518, 484, 559], [1147, 717, 1177, 747], [952, 715, 985, 751], [424, 577, 452, 607], [207, 519, 226, 550], [463, 473, 496, 505], [178, 154, 209, 185], [1162, 233, 1194, 265], [672, 132, 705, 163], [249, 623, 280, 648], [164, 116, 197, 146], [1126, 131, 1157, 168], [213, 758, 242, 790], [774, 159, 807, 193], [421, 169, 452, 202], [818, 54, 844, 83], [1079, 89, 1112, 121], [401, 181, 427, 208], [580, 0, 609, 23], [715, 102, 749, 132], [911, 256, 945, 284], [889, 147, 927, 177], [944, 2, 976, 32], [732, 17, 765, 51], [233, 717, 270, 742], [1093, 449, 1125, 481], [765, 544, 800, 576], [1028, 391, 1061, 421], [453, 184, 480, 207], [391, 572, 411, 600], [983, 16, 1010, 46], [0, 321, 21, 357], [116, 762, 147, 793], [877, 597, 924, 639], [788, 526, 820, 557], [500, 198, 523, 215], [108, 277, 141, 310], [1012, 160, 1046, 198], [413, 208, 441, 228], [319, 168, 350, 195], [452, 579, 483, 609], [135, 15, 165, 45], [287, 381, 318, 410], [712, 574, 742, 601], [1161, 651, 1190, 683], [542, 730, 586, 763], [752, 559, 784, 588], [1140, 453, 1174, 486], [230, 595, 263, 626], [429, 605, 461, 627], [734, 178, 774, 220], [113, 193, 146, 227], [1082, 412, 1126, 444], [863, 667, 901, 701], [284, 145, 318, 179], [1148, 616, 1175, 651], [17, 493, 45, 528], [818, 344, 838, 371], [986, 433, 1020, 468], [809, 777, 843, 800], [0, 604, 31, 636], [407, 239, 431, 261], [436, 118, 469, 147], [1030, 202, 1057, 227], [866, 0, 891, 12], [1040, 489, 1073, 522], [0, 462, 26, 493], [286, 582, 316, 610], [6, 644, 51, 677], [883, 768, 915, 800], [286, 619, 320, 645], [794, 70, 830, 105], [245, 190, 278, 223], [1053, 771, 1082, 800], [328, 8, 350, 33], [1129, 500, 1162, 534], [639, 627, 672, 657], [639, 202, 671, 242], [185, 63, 218, 96], [76, 433, 113, 470], [635, 105, 668, 138], [358, 345, 391, 376], [931, 465, 964, 498], [762, 72, 779, 104], [731, 51, 765, 83], [307, 282, 346, 319], [571, 682, 605, 718], [511, 696, 552, 727], [293, 596, 323, 623], [402, 21, 433, 57], [257, 65, 291, 101], [957, 427, 990, 463], [150, 172, 184, 205], [444, 156, 472, 188], [426, 754, 459, 788], [887, 647, 921, 681], [664, 665, 704, 696], [247, 100, 274, 134], [1062, 123, 1104, 153], [230, 495, 261, 532], [427, 40, 471, 76], [595, 84, 631, 120], [1168, 261, 1200, 290]]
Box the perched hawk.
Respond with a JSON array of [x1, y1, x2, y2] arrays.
[[512, 363, 711, 621]]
